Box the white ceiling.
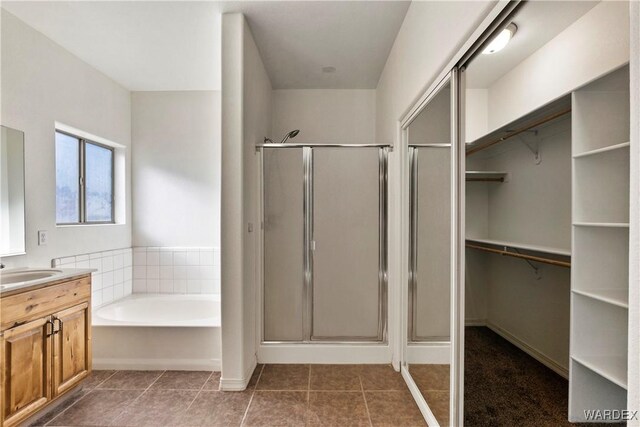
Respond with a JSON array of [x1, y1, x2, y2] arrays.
[[224, 1, 411, 89], [2, 1, 411, 91], [466, 1, 600, 89], [2, 1, 222, 91]]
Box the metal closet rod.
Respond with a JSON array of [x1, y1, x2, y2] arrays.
[[466, 177, 504, 182], [256, 142, 393, 149], [466, 243, 571, 268], [466, 107, 572, 156]]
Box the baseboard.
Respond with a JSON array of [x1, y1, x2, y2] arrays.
[[220, 358, 257, 391], [257, 343, 392, 364], [465, 318, 487, 327], [485, 322, 569, 379], [93, 357, 221, 371], [405, 342, 450, 364], [401, 365, 441, 427]]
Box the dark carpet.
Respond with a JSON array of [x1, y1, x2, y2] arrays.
[[464, 326, 619, 427]]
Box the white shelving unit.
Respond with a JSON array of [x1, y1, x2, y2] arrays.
[[569, 65, 630, 421], [465, 237, 571, 257], [465, 170, 508, 182]]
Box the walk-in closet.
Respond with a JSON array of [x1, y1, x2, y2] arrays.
[[461, 1, 631, 425]]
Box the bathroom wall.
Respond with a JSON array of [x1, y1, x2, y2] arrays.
[[52, 248, 133, 309], [374, 0, 495, 365], [132, 246, 220, 295], [220, 13, 272, 389], [271, 89, 376, 144], [0, 10, 132, 268], [131, 91, 221, 248], [375, 1, 494, 145]]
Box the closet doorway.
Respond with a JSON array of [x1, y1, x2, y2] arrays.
[[460, 1, 631, 425]]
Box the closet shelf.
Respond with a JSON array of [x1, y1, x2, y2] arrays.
[[572, 141, 629, 159], [573, 222, 629, 228], [571, 356, 628, 390], [465, 238, 571, 257], [572, 289, 629, 309], [466, 171, 508, 182]]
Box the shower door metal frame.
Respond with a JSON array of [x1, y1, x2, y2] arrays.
[[258, 143, 390, 344], [408, 143, 453, 343]]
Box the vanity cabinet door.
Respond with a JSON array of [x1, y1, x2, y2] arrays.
[[52, 302, 91, 396], [0, 316, 52, 427]]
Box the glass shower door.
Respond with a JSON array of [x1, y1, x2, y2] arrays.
[[409, 146, 452, 341], [311, 147, 385, 341], [263, 147, 305, 341]]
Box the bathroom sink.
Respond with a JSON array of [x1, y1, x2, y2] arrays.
[[0, 269, 63, 285]]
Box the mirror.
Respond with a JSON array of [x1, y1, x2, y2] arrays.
[[1, 126, 26, 257], [404, 78, 453, 426]]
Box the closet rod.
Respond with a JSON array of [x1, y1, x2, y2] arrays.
[[466, 107, 572, 156], [466, 243, 571, 268], [466, 177, 504, 182]]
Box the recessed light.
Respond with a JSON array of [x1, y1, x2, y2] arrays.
[[322, 66, 336, 73], [482, 23, 517, 55]]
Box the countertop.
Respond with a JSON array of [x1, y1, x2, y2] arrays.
[[0, 268, 96, 296]]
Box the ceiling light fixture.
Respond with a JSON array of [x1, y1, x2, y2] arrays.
[[482, 23, 517, 55]]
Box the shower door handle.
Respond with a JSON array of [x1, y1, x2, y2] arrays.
[[311, 241, 316, 251]]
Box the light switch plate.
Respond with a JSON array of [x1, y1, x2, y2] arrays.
[[38, 230, 48, 246]]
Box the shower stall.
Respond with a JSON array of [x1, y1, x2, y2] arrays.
[[257, 143, 390, 343]]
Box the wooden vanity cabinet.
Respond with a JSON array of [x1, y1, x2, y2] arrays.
[[0, 275, 91, 427]]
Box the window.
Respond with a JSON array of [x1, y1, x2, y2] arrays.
[[55, 130, 114, 224]]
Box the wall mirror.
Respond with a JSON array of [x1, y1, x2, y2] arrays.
[[462, 1, 629, 425], [403, 75, 454, 426], [1, 125, 26, 257]]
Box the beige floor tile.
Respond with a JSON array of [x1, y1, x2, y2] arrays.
[[247, 364, 264, 389], [26, 389, 88, 426], [112, 389, 198, 426], [365, 391, 427, 427], [202, 372, 221, 390], [307, 391, 370, 426], [243, 391, 308, 426], [423, 390, 450, 426], [309, 365, 361, 391], [256, 364, 309, 390], [409, 364, 449, 392], [180, 390, 252, 426], [98, 370, 164, 390], [47, 389, 142, 426], [151, 371, 212, 390], [82, 370, 117, 390], [359, 365, 406, 391]]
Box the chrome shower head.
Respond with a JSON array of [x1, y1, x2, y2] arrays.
[[280, 129, 300, 144]]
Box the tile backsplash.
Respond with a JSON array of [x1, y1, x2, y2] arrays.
[[132, 247, 221, 295], [52, 248, 133, 309]]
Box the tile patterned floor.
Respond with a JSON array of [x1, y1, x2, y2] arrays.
[[29, 365, 427, 426], [408, 364, 450, 426]]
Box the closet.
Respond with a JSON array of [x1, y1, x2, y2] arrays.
[[460, 1, 631, 424]]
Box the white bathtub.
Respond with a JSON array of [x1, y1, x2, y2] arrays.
[[93, 294, 220, 327], [92, 294, 221, 371]]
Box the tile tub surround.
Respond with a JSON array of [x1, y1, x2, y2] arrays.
[[132, 247, 221, 295], [52, 248, 133, 309], [28, 365, 426, 427]]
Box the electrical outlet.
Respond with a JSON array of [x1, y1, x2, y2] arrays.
[[38, 230, 48, 246]]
